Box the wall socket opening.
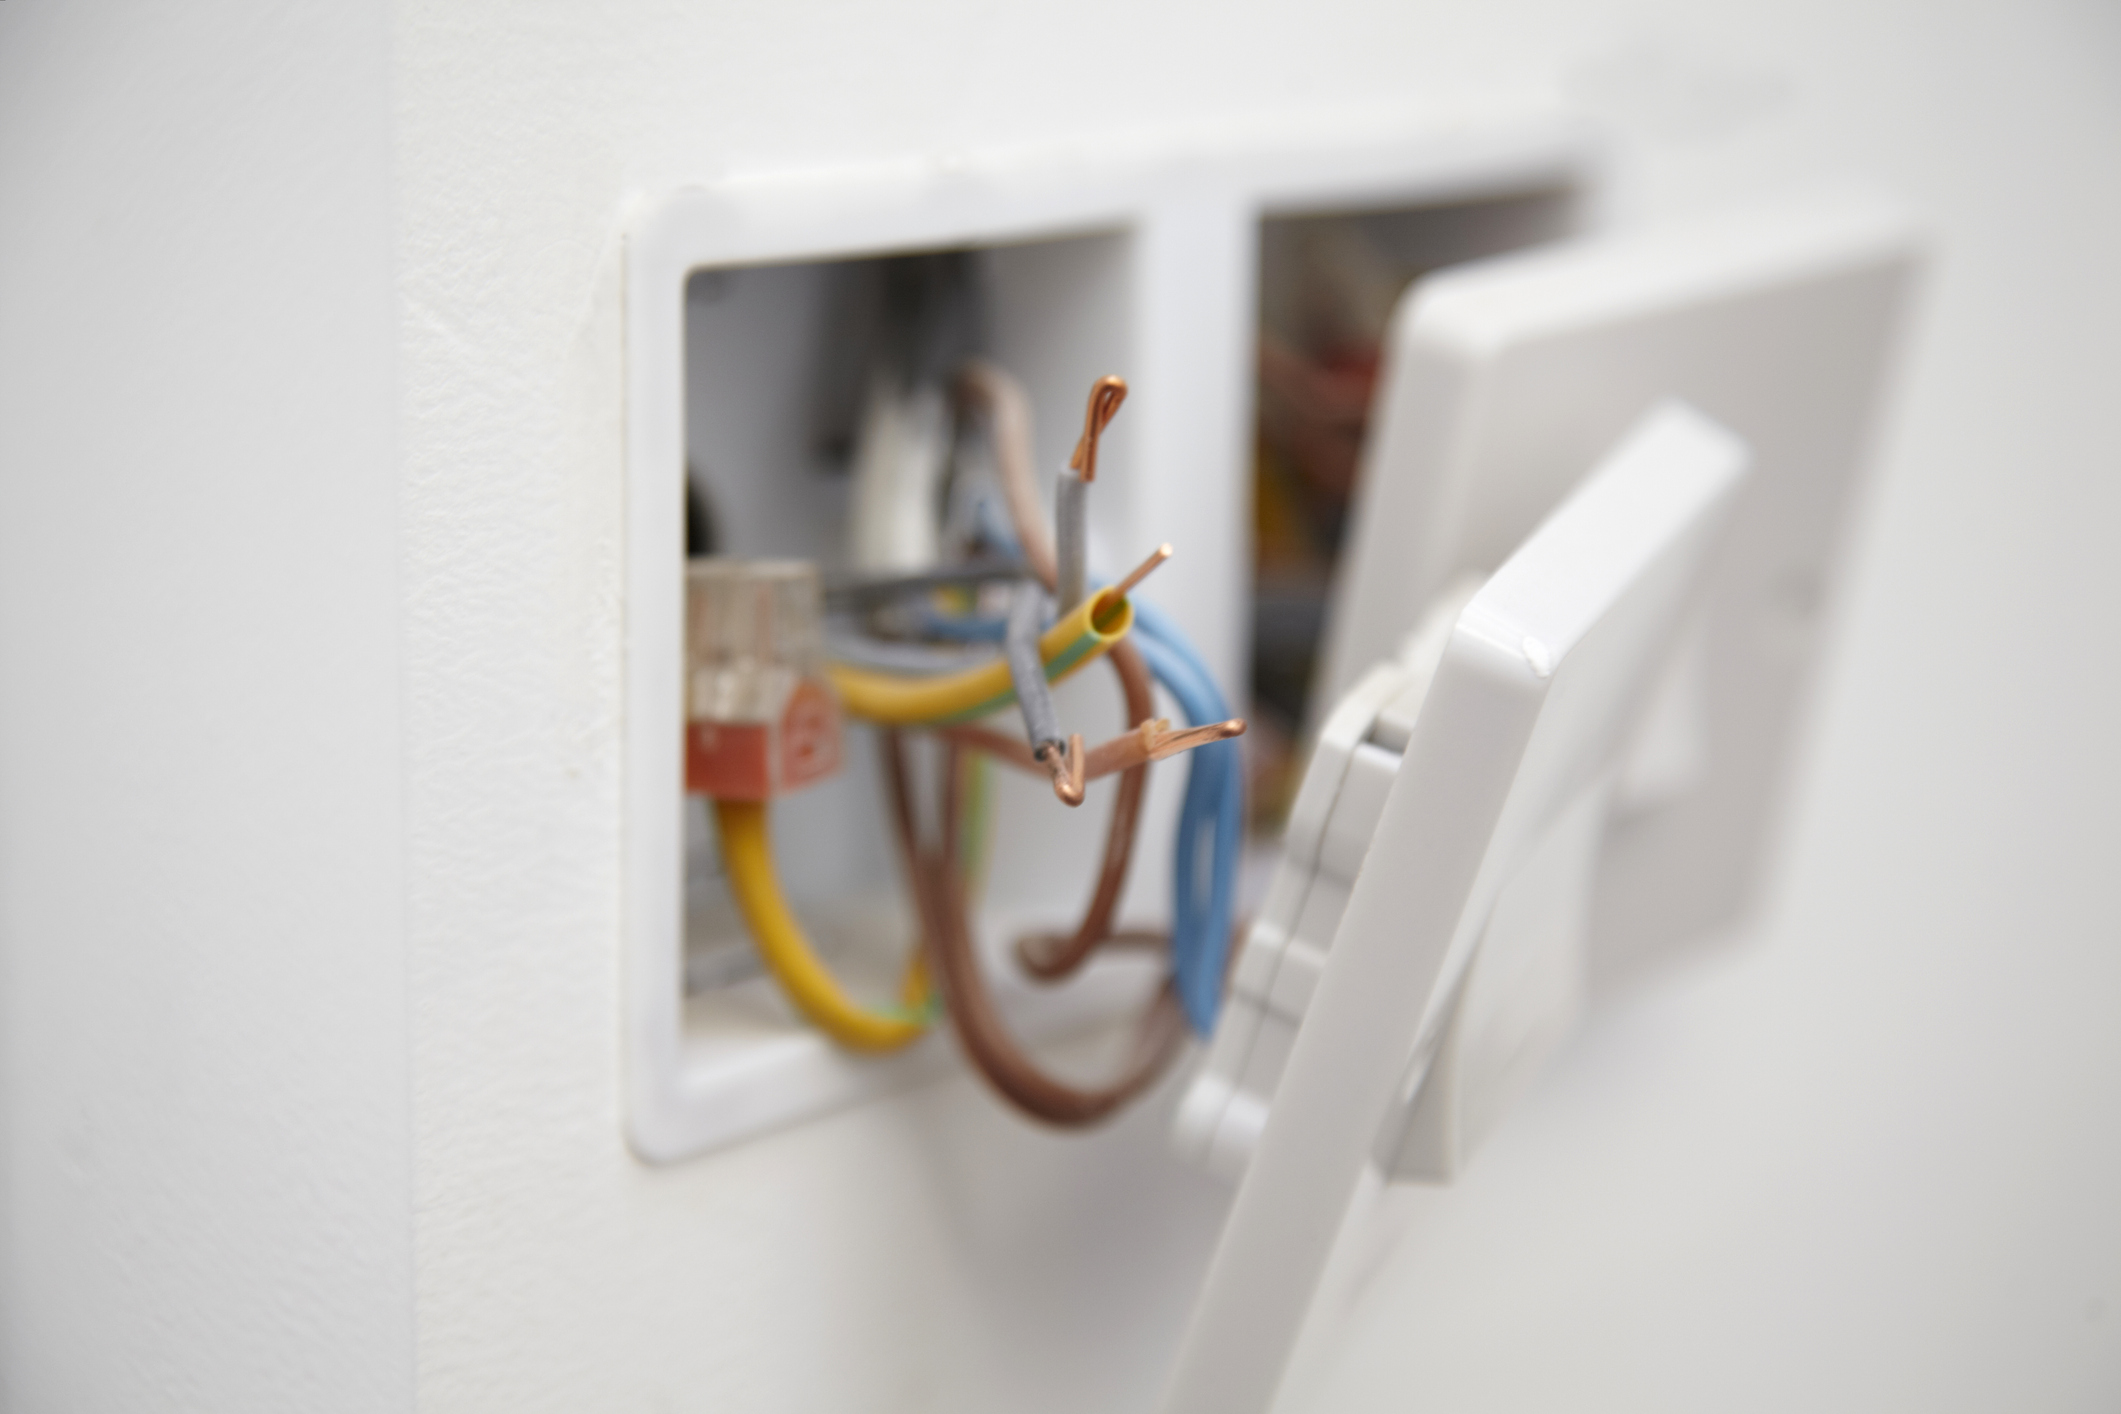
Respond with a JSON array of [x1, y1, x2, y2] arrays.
[[1245, 187, 1579, 833], [657, 226, 1171, 1156]]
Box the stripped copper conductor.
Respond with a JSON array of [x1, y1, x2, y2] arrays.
[[1068, 375, 1128, 481]]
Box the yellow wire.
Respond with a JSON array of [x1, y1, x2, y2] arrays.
[[714, 798, 933, 1052], [827, 588, 1134, 725], [721, 589, 1132, 1048]]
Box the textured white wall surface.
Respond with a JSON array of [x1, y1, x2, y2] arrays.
[[3, 0, 2118, 1410], [0, 3, 413, 1410]]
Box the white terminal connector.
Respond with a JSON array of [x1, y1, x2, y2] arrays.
[[684, 558, 842, 801]]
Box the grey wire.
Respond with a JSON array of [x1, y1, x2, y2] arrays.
[[1055, 471, 1088, 611], [822, 558, 1027, 610], [1005, 582, 1064, 756], [824, 631, 1002, 677]]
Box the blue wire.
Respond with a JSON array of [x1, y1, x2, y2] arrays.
[[1126, 604, 1242, 1034], [913, 609, 1004, 642]]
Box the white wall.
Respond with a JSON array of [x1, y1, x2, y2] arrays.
[[3, 0, 2116, 1409], [1299, 8, 2121, 1411], [0, 2, 413, 1410]]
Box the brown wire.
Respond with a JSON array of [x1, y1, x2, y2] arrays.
[[1013, 638, 1154, 979], [955, 361, 1055, 587], [942, 714, 1245, 787], [882, 729, 1187, 1127]]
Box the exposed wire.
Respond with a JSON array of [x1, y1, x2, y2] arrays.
[[1013, 637, 1155, 980], [1003, 581, 1085, 806], [714, 797, 935, 1051], [882, 729, 1185, 1126], [909, 595, 1243, 1024], [826, 582, 1138, 726], [779, 353, 1235, 1112], [1055, 378, 1127, 610], [961, 619, 1161, 987], [970, 376, 1246, 1030], [1046, 735, 1086, 806], [1110, 542, 1172, 600], [1069, 375, 1128, 481], [942, 713, 1244, 786]]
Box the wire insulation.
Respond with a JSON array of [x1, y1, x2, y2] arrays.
[[713, 798, 934, 1051], [883, 730, 1184, 1125], [1055, 472, 1089, 611], [875, 594, 1244, 1030], [1005, 582, 1064, 755], [1127, 600, 1244, 1033], [827, 586, 1132, 725], [1015, 638, 1156, 978], [956, 363, 1056, 588], [970, 379, 1244, 1032]]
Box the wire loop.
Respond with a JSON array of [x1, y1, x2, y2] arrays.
[[1068, 375, 1128, 481]]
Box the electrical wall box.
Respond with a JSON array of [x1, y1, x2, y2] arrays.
[[623, 123, 1591, 1163]]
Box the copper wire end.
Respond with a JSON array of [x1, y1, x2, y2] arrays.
[[1110, 542, 1173, 602], [1144, 718, 1246, 762], [949, 714, 1247, 787], [1039, 734, 1087, 807], [1067, 376, 1128, 481], [1082, 716, 1242, 778]]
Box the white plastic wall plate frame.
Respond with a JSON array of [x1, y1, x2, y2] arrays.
[[622, 123, 1592, 1163], [1317, 190, 1923, 982], [1160, 401, 1751, 1414], [1173, 575, 1611, 1188]]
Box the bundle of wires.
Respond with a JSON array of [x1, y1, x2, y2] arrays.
[[940, 365, 1245, 1035], [711, 571, 1143, 1056], [881, 581, 1240, 1034], [821, 550, 1195, 1123], [707, 354, 1244, 1126]]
